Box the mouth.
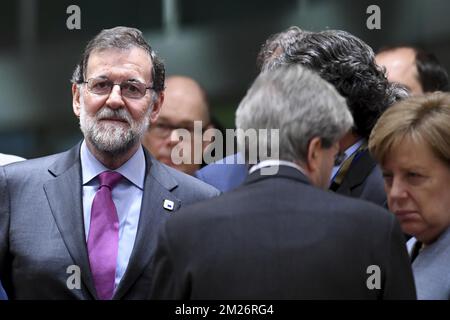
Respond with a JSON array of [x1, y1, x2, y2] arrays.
[[394, 210, 419, 218], [99, 118, 129, 124]]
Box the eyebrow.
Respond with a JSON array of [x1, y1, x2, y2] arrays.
[[90, 75, 145, 83]]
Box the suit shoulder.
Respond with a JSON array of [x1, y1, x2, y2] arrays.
[[321, 188, 395, 230], [2, 152, 64, 177]]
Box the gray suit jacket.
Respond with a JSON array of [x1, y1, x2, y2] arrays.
[[407, 227, 450, 300], [0, 142, 219, 299]]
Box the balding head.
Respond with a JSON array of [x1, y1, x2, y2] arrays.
[[375, 47, 423, 95], [164, 76, 210, 123], [142, 75, 212, 176]]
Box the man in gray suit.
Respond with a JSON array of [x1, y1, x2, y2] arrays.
[[0, 26, 219, 300]]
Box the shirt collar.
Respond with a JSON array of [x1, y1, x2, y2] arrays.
[[249, 159, 307, 176], [80, 140, 146, 189]]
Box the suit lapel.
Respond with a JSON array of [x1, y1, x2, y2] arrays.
[[113, 151, 180, 299], [336, 150, 376, 197], [43, 143, 97, 299]]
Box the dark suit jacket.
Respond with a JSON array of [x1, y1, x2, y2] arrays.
[[334, 149, 386, 207], [0, 142, 219, 299], [150, 166, 416, 299]]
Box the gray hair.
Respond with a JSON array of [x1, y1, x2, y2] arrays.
[[257, 26, 311, 72], [71, 26, 165, 93], [235, 65, 353, 163]]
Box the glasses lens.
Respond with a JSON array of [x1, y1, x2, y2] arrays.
[[88, 78, 112, 95], [121, 82, 146, 99]]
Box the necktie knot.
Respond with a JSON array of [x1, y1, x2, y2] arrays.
[[98, 171, 122, 190]]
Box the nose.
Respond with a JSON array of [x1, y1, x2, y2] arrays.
[[105, 84, 125, 109], [388, 177, 408, 201]]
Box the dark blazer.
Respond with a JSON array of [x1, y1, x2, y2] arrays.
[[0, 142, 219, 299], [150, 166, 416, 299], [334, 150, 386, 207]]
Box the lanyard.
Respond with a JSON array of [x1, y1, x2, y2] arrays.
[[330, 142, 368, 190]]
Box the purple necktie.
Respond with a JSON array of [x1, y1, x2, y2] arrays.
[[87, 171, 122, 300]]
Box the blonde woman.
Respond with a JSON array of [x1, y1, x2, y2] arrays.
[[369, 92, 450, 299]]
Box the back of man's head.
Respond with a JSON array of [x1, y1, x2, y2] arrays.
[[235, 65, 353, 171], [260, 29, 407, 140]]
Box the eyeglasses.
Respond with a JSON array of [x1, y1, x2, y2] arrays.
[[83, 77, 153, 99]]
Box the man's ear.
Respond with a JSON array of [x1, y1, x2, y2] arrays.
[[149, 91, 164, 124], [72, 83, 81, 117], [306, 137, 323, 174]]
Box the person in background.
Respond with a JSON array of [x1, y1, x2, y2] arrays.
[[376, 46, 449, 95], [142, 75, 213, 176], [369, 92, 450, 299], [149, 65, 416, 300]]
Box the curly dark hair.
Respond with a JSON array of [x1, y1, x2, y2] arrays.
[[265, 29, 407, 139], [71, 26, 165, 93]]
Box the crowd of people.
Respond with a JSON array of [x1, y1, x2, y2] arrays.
[[0, 25, 449, 300]]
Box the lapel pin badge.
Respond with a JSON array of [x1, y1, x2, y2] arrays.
[[163, 199, 175, 211]]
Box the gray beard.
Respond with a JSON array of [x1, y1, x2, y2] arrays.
[[79, 105, 151, 156]]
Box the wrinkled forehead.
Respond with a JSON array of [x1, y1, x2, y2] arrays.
[[86, 47, 153, 82]]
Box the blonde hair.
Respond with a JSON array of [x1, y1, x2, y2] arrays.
[[369, 92, 450, 167]]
